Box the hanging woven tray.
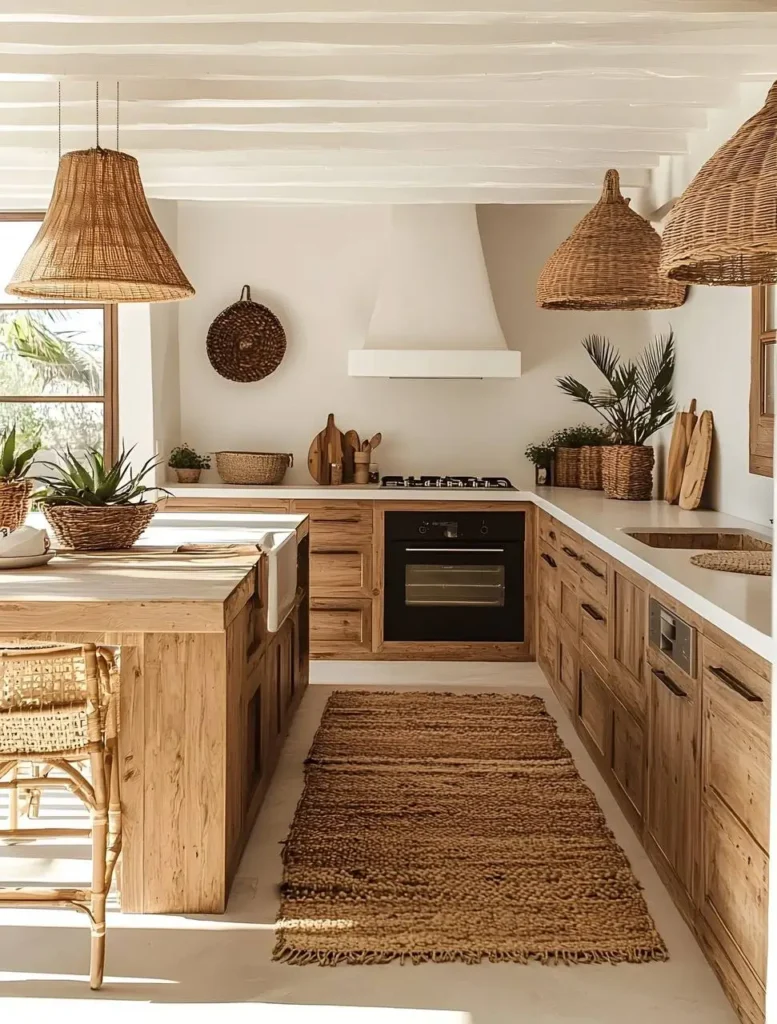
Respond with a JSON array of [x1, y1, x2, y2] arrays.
[[207, 285, 286, 383], [690, 551, 771, 577]]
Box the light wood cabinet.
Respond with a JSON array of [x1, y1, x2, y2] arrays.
[[556, 624, 578, 713], [578, 646, 610, 765], [609, 565, 647, 720], [610, 696, 645, 825], [310, 600, 372, 658]]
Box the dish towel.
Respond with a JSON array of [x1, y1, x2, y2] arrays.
[[0, 526, 50, 558]]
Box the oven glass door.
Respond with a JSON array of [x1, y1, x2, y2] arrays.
[[384, 541, 523, 643]]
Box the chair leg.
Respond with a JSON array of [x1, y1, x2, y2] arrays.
[[104, 741, 122, 892], [88, 746, 109, 991], [8, 764, 18, 830]]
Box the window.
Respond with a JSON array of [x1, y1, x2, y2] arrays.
[[750, 286, 775, 477], [0, 213, 118, 460]]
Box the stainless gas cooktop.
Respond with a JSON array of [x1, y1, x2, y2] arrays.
[[380, 475, 514, 489]]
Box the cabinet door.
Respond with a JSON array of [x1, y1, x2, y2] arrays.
[[537, 548, 559, 614], [646, 660, 699, 899], [559, 569, 580, 635], [577, 652, 610, 764], [537, 611, 557, 686], [310, 600, 372, 658], [610, 697, 645, 825], [609, 567, 647, 720], [556, 625, 578, 713]]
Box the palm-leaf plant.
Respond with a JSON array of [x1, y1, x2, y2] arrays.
[[556, 332, 676, 446], [35, 445, 166, 507]]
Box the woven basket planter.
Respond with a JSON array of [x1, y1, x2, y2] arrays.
[[0, 479, 33, 531], [215, 451, 293, 485], [578, 447, 604, 490], [601, 446, 654, 501], [660, 82, 777, 285], [172, 468, 201, 484], [537, 169, 687, 310], [554, 447, 580, 487], [42, 502, 157, 551]]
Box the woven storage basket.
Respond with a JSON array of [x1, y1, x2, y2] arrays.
[[207, 286, 286, 383], [578, 447, 603, 490], [0, 479, 33, 530], [601, 446, 654, 501], [554, 447, 580, 487], [42, 502, 156, 551], [537, 170, 687, 310], [660, 82, 777, 285], [215, 451, 293, 485]]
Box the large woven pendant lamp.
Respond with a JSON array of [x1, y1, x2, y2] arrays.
[[7, 85, 194, 303], [660, 82, 777, 285], [536, 169, 686, 310]]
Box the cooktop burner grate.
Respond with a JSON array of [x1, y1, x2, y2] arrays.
[[381, 475, 514, 489]]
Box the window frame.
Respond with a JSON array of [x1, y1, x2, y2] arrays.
[[0, 210, 118, 462]]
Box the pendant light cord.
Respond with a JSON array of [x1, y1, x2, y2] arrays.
[[57, 81, 61, 161], [95, 80, 100, 149], [116, 81, 120, 151]]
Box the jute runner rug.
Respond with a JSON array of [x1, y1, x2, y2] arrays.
[[273, 690, 667, 966]]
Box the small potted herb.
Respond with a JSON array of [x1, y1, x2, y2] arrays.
[[168, 443, 211, 484], [524, 441, 555, 486], [0, 426, 41, 530], [557, 332, 675, 500], [548, 424, 611, 488], [35, 445, 166, 550]]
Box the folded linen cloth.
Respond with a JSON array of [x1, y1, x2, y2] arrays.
[[0, 526, 50, 558]]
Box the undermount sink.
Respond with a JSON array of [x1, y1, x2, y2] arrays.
[[624, 529, 772, 552]]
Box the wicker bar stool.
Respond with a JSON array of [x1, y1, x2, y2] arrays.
[[0, 642, 121, 989]]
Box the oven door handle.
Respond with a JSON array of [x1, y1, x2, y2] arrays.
[[404, 547, 506, 554]]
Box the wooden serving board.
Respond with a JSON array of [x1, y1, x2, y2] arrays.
[[679, 410, 714, 510], [308, 413, 344, 485], [664, 398, 697, 504], [342, 429, 360, 483]]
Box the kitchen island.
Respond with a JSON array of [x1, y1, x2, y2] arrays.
[[0, 512, 310, 914]]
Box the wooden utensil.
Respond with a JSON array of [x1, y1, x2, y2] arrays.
[[679, 410, 714, 510], [664, 398, 697, 504], [342, 429, 360, 483], [307, 413, 344, 485], [366, 432, 382, 452]]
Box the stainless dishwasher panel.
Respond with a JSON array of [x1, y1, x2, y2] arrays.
[[648, 598, 696, 677]]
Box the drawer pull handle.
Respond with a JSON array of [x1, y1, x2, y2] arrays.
[[562, 545, 580, 560], [549, 530, 556, 541], [652, 668, 686, 698], [708, 665, 763, 703], [540, 552, 557, 568], [580, 560, 605, 579], [581, 602, 605, 623]]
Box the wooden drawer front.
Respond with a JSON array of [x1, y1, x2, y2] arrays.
[[292, 501, 372, 549], [310, 602, 372, 656], [556, 626, 578, 712], [163, 497, 292, 514], [538, 513, 559, 550], [702, 639, 770, 852], [310, 549, 371, 598], [611, 698, 645, 821], [701, 788, 769, 990], [579, 543, 608, 599], [538, 547, 559, 613], [558, 528, 583, 576], [610, 568, 647, 721], [579, 585, 608, 664], [538, 613, 558, 686], [559, 570, 580, 634], [578, 649, 610, 762]]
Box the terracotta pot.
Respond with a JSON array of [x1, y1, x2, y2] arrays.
[[174, 468, 202, 484], [601, 445, 654, 500]]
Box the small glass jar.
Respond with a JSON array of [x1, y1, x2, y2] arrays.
[[330, 462, 343, 486], [368, 462, 379, 484]]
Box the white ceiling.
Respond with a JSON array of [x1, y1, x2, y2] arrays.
[[0, 0, 775, 205]]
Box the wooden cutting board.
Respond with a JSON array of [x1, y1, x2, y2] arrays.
[[664, 398, 697, 504], [342, 429, 360, 483], [308, 413, 344, 485], [679, 410, 714, 511]]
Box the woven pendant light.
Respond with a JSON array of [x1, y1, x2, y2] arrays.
[[660, 82, 777, 285], [536, 169, 686, 310], [7, 147, 194, 302]]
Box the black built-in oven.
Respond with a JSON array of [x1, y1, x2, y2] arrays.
[[383, 511, 524, 643]]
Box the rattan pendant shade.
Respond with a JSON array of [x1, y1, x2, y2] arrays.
[[536, 169, 687, 311], [7, 147, 194, 303], [660, 82, 777, 285]]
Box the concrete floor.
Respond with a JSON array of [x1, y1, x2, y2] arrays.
[[0, 662, 738, 1024]]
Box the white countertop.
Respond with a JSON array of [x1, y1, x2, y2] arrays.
[[167, 484, 773, 661]]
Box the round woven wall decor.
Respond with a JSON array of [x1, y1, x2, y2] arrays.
[[207, 285, 286, 383]]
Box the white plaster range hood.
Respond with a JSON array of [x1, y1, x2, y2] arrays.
[[348, 205, 521, 379]]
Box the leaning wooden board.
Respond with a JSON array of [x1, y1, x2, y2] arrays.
[[308, 413, 344, 485], [679, 410, 714, 510], [664, 398, 697, 504]]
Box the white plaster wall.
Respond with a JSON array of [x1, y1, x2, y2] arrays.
[[650, 82, 773, 526], [176, 202, 653, 487]]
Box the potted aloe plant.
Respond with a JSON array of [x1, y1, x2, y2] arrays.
[[35, 445, 166, 550], [168, 443, 210, 484], [556, 332, 675, 500], [0, 426, 41, 531]]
